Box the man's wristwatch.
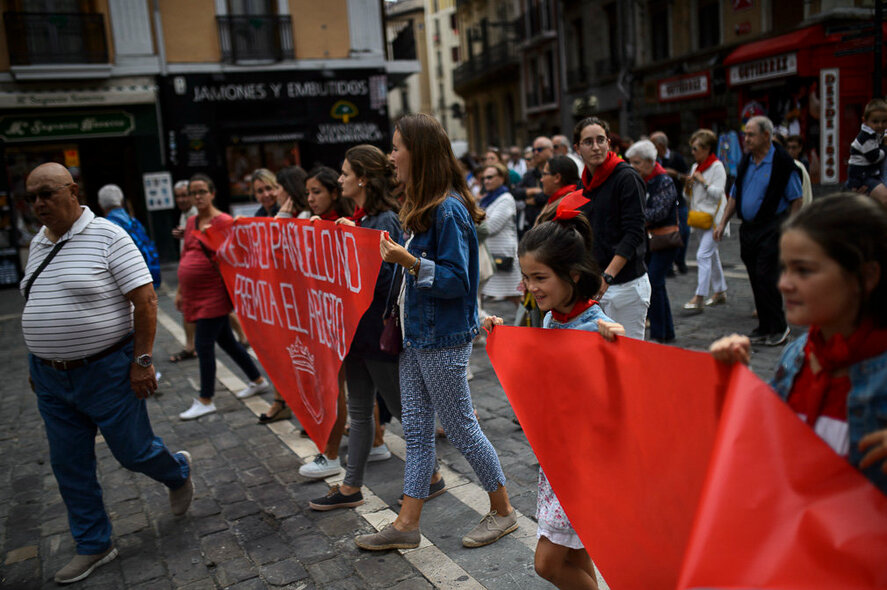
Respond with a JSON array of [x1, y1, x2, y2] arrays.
[[134, 354, 153, 368], [602, 273, 615, 285]]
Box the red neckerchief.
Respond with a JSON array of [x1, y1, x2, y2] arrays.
[[696, 153, 718, 174], [643, 162, 668, 182], [791, 321, 887, 427], [320, 210, 339, 221], [349, 207, 366, 226], [546, 184, 578, 205], [581, 151, 622, 191], [550, 299, 598, 324]]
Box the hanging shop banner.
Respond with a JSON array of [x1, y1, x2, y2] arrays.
[[657, 72, 710, 102], [486, 326, 887, 590], [728, 52, 797, 86], [201, 217, 383, 448], [820, 68, 840, 185]]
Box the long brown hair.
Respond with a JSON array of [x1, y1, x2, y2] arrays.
[[396, 113, 484, 233], [345, 145, 400, 216]]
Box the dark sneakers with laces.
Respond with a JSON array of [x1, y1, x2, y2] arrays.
[[763, 326, 791, 347], [309, 484, 364, 511]]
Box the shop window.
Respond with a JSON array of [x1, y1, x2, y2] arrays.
[[225, 141, 301, 202], [698, 0, 719, 50], [649, 1, 669, 62]]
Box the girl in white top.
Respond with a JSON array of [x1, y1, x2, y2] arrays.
[[683, 129, 729, 311]]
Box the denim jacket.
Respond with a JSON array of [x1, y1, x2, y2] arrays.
[[542, 303, 613, 331], [402, 194, 480, 349], [771, 333, 887, 495]]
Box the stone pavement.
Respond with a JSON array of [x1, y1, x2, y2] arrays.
[[1, 221, 797, 589]]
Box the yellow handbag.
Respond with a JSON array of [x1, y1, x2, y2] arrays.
[[687, 210, 714, 230]]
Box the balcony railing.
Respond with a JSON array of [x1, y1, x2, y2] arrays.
[[4, 12, 108, 65], [453, 39, 518, 90], [217, 15, 293, 63]]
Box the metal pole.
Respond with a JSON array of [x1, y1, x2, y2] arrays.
[[877, 0, 883, 97]]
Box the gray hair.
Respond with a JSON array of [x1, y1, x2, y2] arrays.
[[97, 184, 124, 210], [625, 139, 658, 162], [747, 116, 774, 137], [650, 131, 668, 148], [174, 180, 190, 192]]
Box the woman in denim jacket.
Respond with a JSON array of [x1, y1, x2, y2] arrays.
[[712, 194, 887, 495], [356, 113, 518, 550]]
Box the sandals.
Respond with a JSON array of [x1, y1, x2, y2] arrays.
[[259, 399, 292, 424], [169, 349, 197, 363]]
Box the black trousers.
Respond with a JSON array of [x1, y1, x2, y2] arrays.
[[739, 214, 787, 335]]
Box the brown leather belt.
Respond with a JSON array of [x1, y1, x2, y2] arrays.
[[37, 334, 134, 371]]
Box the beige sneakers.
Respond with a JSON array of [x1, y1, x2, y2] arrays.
[[54, 546, 118, 584], [461, 509, 518, 548]]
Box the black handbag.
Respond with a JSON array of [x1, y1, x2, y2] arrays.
[[379, 266, 404, 355], [492, 254, 514, 272]]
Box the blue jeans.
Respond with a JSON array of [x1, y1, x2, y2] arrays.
[[646, 249, 676, 340], [30, 341, 189, 555], [674, 204, 690, 270]]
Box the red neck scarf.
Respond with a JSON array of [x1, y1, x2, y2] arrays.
[[797, 321, 887, 426], [696, 153, 718, 174], [550, 299, 598, 324], [546, 184, 578, 205], [643, 162, 668, 182], [320, 210, 339, 221], [581, 151, 622, 191], [349, 207, 366, 226]]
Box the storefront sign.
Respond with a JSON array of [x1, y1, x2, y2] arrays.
[[820, 69, 840, 185], [186, 79, 370, 103], [315, 122, 383, 144], [0, 111, 135, 142], [658, 72, 710, 102], [0, 83, 155, 109], [728, 53, 797, 86]]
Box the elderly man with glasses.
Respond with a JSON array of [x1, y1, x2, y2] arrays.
[[20, 163, 193, 584], [512, 136, 553, 233]]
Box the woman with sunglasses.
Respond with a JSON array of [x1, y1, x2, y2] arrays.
[[479, 162, 522, 310]]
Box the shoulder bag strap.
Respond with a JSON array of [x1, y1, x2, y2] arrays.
[[382, 265, 405, 318], [24, 239, 66, 301]]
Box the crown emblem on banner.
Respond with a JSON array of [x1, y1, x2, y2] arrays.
[[287, 338, 315, 374]]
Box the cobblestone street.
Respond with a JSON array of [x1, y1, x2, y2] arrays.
[[1, 221, 793, 589]]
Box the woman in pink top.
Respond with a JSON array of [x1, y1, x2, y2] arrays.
[[176, 173, 270, 420]]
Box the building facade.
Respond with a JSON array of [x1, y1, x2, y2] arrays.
[[424, 0, 467, 145], [0, 0, 409, 280]]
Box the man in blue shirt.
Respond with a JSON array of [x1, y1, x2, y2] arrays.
[[98, 184, 161, 287], [714, 116, 802, 346]]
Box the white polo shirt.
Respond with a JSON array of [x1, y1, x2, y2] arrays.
[[21, 207, 153, 360]]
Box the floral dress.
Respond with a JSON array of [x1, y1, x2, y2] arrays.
[[536, 302, 613, 549]]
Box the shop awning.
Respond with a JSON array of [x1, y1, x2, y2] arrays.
[[724, 25, 825, 66]]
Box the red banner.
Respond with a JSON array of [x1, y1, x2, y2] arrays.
[[201, 217, 382, 448], [486, 326, 887, 590]]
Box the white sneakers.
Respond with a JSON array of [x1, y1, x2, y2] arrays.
[[236, 379, 272, 399], [179, 399, 217, 420], [367, 443, 392, 462], [299, 454, 343, 479]]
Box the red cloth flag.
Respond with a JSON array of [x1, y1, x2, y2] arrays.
[[486, 326, 728, 589], [486, 325, 887, 589], [200, 217, 382, 448], [678, 365, 887, 590]]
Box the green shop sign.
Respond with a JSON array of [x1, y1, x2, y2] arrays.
[[0, 111, 135, 142]]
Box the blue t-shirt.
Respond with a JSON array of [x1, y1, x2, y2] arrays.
[[106, 208, 161, 287], [731, 144, 803, 220]]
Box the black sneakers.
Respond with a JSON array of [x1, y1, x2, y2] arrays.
[[309, 484, 364, 511]]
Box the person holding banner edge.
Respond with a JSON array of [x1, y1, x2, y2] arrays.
[[177, 174, 271, 420], [355, 113, 517, 550], [309, 144, 446, 510], [711, 194, 887, 495]]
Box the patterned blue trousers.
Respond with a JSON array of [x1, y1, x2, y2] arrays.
[[400, 343, 506, 498]]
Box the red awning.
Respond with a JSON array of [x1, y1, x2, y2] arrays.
[[724, 25, 825, 66]]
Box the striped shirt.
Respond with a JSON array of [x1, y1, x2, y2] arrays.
[[20, 207, 153, 360]]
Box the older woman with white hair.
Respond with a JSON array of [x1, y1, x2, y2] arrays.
[[98, 184, 161, 288], [625, 139, 680, 342]]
